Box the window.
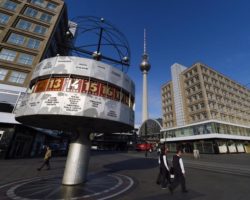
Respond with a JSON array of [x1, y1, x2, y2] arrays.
[[40, 13, 52, 23], [17, 53, 34, 65], [8, 71, 27, 84], [7, 33, 25, 46], [30, 0, 45, 7], [47, 2, 57, 10], [0, 68, 8, 80], [33, 24, 47, 35], [16, 19, 32, 31], [0, 49, 17, 61], [24, 7, 38, 18], [27, 38, 40, 49], [0, 13, 10, 24], [2, 0, 17, 11]]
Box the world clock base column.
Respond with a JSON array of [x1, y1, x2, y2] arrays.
[[62, 129, 91, 185]]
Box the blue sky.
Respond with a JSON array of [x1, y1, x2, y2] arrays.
[[65, 0, 250, 126]]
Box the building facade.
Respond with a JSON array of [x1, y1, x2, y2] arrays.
[[0, 0, 73, 158], [161, 62, 250, 153]]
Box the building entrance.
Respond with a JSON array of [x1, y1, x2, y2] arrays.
[[181, 142, 194, 153]]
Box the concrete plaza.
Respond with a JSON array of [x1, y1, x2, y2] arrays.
[[0, 151, 250, 200]]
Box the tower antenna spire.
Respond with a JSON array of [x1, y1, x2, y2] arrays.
[[144, 28, 146, 54]]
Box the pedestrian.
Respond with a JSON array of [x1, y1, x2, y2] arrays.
[[156, 146, 162, 185], [169, 149, 188, 194], [157, 146, 171, 189], [37, 145, 52, 171], [156, 144, 161, 157]]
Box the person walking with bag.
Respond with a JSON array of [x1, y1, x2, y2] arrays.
[[158, 146, 171, 189], [169, 149, 188, 194], [37, 146, 52, 171]]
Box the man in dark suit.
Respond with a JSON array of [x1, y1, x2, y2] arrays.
[[169, 149, 188, 194]]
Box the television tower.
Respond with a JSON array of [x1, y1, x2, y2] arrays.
[[140, 29, 151, 123]]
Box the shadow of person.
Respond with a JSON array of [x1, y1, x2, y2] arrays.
[[103, 157, 158, 172]]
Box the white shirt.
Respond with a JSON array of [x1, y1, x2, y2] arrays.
[[179, 157, 185, 174], [158, 155, 169, 171]]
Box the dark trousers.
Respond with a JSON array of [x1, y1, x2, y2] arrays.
[[38, 159, 50, 170], [156, 166, 162, 184], [157, 166, 170, 188], [170, 173, 186, 192]]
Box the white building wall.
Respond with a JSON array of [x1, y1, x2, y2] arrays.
[[0, 83, 26, 124], [171, 63, 187, 126]]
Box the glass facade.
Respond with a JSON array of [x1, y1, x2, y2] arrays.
[[7, 33, 41, 50], [0, 68, 8, 80], [165, 122, 250, 139], [2, 0, 17, 11], [30, 0, 46, 8], [7, 33, 25, 46], [17, 53, 34, 66], [47, 2, 57, 10], [0, 12, 10, 24], [8, 71, 27, 84], [33, 24, 47, 35], [24, 7, 38, 18], [0, 49, 17, 62], [16, 19, 32, 31], [40, 13, 52, 23], [27, 38, 40, 49]]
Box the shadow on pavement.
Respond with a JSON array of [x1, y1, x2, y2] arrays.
[[136, 190, 205, 200], [103, 157, 158, 172]]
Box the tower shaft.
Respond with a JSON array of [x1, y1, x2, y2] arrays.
[[142, 71, 149, 122]]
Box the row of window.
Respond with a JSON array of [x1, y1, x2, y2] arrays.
[[0, 12, 10, 24], [190, 112, 208, 122], [0, 68, 27, 84], [209, 103, 250, 119], [16, 19, 48, 35], [0, 0, 17, 11], [187, 92, 203, 104], [162, 84, 171, 93], [7, 33, 41, 49], [30, 0, 58, 11], [184, 76, 200, 88], [201, 66, 247, 92], [185, 84, 201, 96], [162, 98, 172, 106], [183, 67, 198, 79], [188, 103, 205, 113], [206, 86, 243, 101], [164, 105, 173, 113], [202, 72, 250, 98], [206, 91, 250, 111], [24, 7, 53, 23], [0, 0, 57, 12], [164, 113, 174, 120], [0, 12, 48, 36], [0, 48, 34, 66], [164, 121, 174, 128]]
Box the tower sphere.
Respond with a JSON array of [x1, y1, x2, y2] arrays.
[[140, 55, 151, 72]]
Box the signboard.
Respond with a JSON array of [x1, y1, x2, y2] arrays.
[[32, 77, 134, 108]]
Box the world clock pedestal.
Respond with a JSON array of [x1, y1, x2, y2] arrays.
[[62, 129, 91, 185]]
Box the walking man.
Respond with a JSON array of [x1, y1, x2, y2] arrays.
[[169, 149, 188, 194], [158, 146, 171, 189], [37, 146, 52, 171]]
